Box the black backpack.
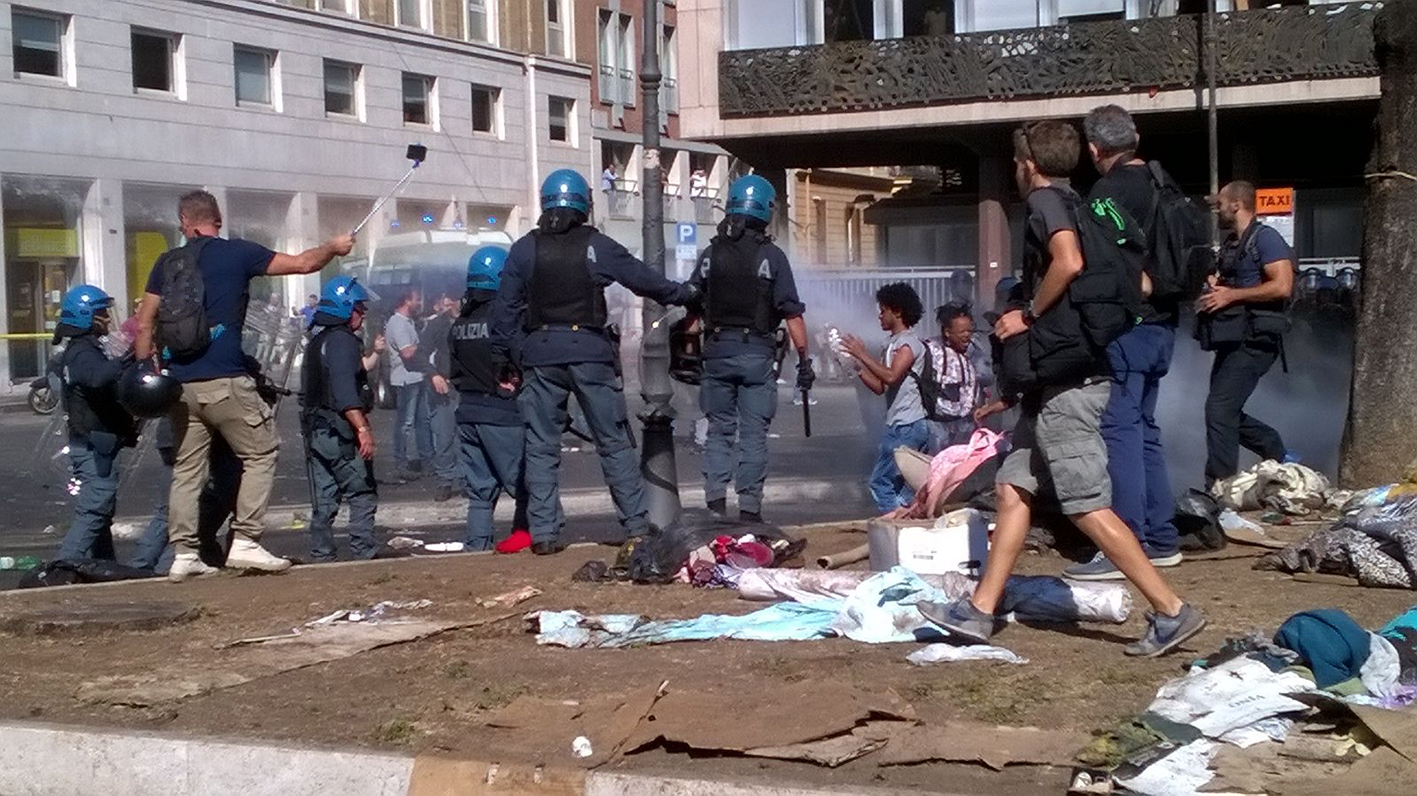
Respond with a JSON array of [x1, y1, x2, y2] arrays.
[[154, 238, 214, 360], [1071, 196, 1149, 349], [1145, 161, 1212, 301]]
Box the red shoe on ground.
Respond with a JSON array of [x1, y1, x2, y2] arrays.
[[496, 529, 533, 554]]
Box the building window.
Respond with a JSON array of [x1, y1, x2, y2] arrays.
[[398, 0, 429, 30], [471, 84, 500, 135], [402, 73, 435, 126], [131, 29, 179, 94], [324, 59, 361, 118], [662, 25, 678, 114], [546, 0, 568, 58], [467, 0, 497, 44], [11, 9, 67, 79], [618, 13, 635, 108], [548, 96, 574, 143], [319, 0, 357, 15], [234, 46, 276, 108], [597, 9, 615, 103]]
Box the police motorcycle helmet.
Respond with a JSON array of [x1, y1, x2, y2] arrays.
[[540, 169, 592, 215], [118, 365, 183, 419], [725, 175, 776, 224], [56, 284, 114, 338], [317, 276, 371, 321], [467, 246, 509, 292]]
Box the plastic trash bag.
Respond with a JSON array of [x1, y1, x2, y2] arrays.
[[1174, 489, 1226, 551], [17, 558, 157, 589], [626, 510, 801, 584]]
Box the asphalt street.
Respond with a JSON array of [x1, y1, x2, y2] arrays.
[[0, 381, 881, 587]]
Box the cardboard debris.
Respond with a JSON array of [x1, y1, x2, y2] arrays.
[[1204, 738, 1348, 794], [76, 612, 519, 707], [622, 683, 916, 754], [1290, 694, 1417, 763], [1273, 747, 1417, 796], [744, 722, 902, 767], [876, 722, 1086, 770]]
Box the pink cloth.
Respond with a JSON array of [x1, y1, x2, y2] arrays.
[[907, 428, 1007, 517]]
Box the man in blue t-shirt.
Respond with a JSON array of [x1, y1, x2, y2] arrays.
[[134, 190, 354, 582], [1197, 180, 1296, 485]]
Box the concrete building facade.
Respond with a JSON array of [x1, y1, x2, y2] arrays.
[[675, 0, 1381, 306], [0, 0, 594, 387]]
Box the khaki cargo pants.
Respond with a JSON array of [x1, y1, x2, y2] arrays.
[[168, 375, 279, 554]]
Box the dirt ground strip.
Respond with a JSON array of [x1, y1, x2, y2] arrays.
[[1, 521, 1413, 794]]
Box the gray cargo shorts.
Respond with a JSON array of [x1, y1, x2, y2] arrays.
[[996, 379, 1112, 515]]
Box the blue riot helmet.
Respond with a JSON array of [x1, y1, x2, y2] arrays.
[[317, 276, 370, 321], [540, 169, 592, 214], [726, 174, 776, 224], [467, 246, 509, 291], [58, 284, 114, 331]]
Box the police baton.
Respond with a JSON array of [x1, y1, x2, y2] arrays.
[[801, 388, 812, 438]]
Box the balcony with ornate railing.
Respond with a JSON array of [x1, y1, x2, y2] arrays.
[[718, 4, 1381, 119]]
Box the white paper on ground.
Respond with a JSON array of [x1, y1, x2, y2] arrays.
[[1115, 739, 1217, 796], [907, 643, 1027, 665], [1148, 657, 1314, 741]]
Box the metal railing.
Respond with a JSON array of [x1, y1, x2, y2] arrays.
[[662, 76, 679, 113], [796, 267, 977, 319], [719, 3, 1381, 118], [604, 180, 638, 218]]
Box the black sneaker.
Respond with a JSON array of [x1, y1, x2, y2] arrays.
[[532, 541, 567, 556], [1125, 604, 1207, 658], [918, 598, 996, 644], [739, 510, 763, 524], [707, 497, 727, 516]]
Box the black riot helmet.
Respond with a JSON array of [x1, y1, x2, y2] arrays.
[[118, 364, 183, 418]]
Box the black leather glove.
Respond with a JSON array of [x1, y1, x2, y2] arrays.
[[795, 356, 816, 392]]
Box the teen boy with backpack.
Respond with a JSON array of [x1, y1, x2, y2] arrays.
[[923, 121, 1204, 657], [134, 190, 354, 582]]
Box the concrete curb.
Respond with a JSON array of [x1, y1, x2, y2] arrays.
[[104, 478, 875, 530], [0, 720, 959, 796]]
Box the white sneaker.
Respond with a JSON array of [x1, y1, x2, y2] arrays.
[[168, 553, 219, 583], [225, 538, 293, 573]]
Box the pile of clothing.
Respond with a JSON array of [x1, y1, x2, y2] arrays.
[[1257, 492, 1417, 588], [1089, 606, 1417, 796], [571, 511, 806, 585], [1210, 460, 1347, 516]]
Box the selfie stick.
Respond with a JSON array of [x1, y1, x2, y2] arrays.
[[352, 145, 427, 236]]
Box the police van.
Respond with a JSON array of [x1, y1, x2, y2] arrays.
[[342, 228, 513, 408]]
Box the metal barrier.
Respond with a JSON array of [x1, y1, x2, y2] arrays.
[[795, 267, 978, 320]]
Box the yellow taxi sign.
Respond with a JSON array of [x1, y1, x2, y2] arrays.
[[1256, 187, 1294, 215]]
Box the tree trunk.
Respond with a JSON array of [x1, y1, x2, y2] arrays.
[[1341, 1, 1417, 487]]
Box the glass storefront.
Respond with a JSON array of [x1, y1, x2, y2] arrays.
[[3, 176, 89, 381]]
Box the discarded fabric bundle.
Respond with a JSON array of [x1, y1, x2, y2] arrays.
[[732, 567, 1132, 625], [1210, 460, 1337, 516], [1255, 495, 1417, 588]]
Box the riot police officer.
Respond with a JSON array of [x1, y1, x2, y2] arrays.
[[492, 169, 698, 554], [449, 246, 530, 551], [301, 276, 380, 562], [53, 285, 137, 562], [689, 175, 812, 523]]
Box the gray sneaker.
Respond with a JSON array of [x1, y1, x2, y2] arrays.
[[1124, 604, 1207, 658], [1064, 551, 1124, 581], [1065, 549, 1184, 581], [918, 598, 996, 644]]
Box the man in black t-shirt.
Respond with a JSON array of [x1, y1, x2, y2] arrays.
[[1065, 104, 1182, 581]]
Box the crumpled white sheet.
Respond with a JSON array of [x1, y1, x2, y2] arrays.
[[1361, 631, 1401, 700], [1115, 739, 1216, 796], [1210, 460, 1334, 515], [907, 643, 1027, 665], [1147, 657, 1315, 742], [734, 566, 1132, 625]]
